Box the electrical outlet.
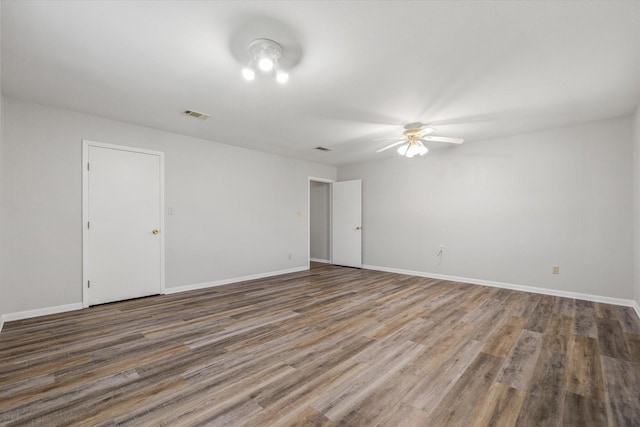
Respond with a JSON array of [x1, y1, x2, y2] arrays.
[[167, 207, 175, 215], [552, 266, 559, 274]]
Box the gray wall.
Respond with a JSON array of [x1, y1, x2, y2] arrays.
[[339, 116, 634, 299], [1, 95, 637, 318], [310, 181, 330, 261], [634, 106, 640, 306], [0, 3, 5, 324], [0, 98, 336, 314]]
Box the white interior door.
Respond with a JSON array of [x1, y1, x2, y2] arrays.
[[332, 180, 362, 268], [84, 142, 164, 306]]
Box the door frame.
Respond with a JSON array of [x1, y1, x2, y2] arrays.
[[82, 139, 165, 308], [307, 177, 335, 269]]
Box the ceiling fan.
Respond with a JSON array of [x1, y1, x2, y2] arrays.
[[376, 122, 464, 158]]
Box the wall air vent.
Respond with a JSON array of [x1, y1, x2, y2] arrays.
[[315, 146, 331, 151], [183, 110, 210, 120]]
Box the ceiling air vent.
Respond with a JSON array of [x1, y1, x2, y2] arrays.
[[183, 110, 210, 120], [315, 146, 331, 151]]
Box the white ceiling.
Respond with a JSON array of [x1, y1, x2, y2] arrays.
[[2, 1, 640, 165]]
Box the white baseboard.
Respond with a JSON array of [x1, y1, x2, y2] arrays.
[[633, 300, 640, 320], [3, 303, 84, 323], [363, 264, 638, 309], [310, 258, 330, 264], [0, 315, 4, 333], [164, 266, 309, 295]]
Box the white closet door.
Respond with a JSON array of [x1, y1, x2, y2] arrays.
[[86, 143, 163, 305], [332, 180, 362, 268]]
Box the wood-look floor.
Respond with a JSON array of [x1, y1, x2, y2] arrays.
[[1, 263, 639, 426]]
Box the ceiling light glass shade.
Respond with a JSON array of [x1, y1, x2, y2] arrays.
[[241, 67, 255, 81], [258, 57, 274, 72], [276, 70, 289, 84], [415, 144, 428, 156], [397, 142, 428, 158]]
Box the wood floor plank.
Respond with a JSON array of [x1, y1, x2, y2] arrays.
[[427, 352, 504, 426], [499, 291, 522, 314], [332, 370, 419, 426], [625, 332, 640, 364], [596, 317, 630, 361], [552, 296, 575, 317], [542, 314, 572, 354], [495, 329, 544, 390], [574, 300, 598, 338], [468, 382, 525, 427], [376, 402, 430, 427], [470, 307, 508, 342], [364, 304, 425, 340], [600, 355, 640, 426], [483, 316, 527, 358], [238, 360, 365, 427], [115, 362, 294, 425], [403, 340, 484, 413], [594, 302, 619, 320], [258, 339, 374, 409], [566, 335, 605, 401], [515, 350, 566, 427], [67, 376, 191, 426], [0, 369, 140, 424], [414, 309, 469, 346], [524, 301, 554, 333], [461, 297, 503, 325], [454, 286, 491, 311], [509, 292, 541, 318], [562, 391, 608, 427], [312, 341, 425, 421], [614, 305, 640, 334], [276, 406, 333, 427], [1, 262, 638, 425], [402, 321, 478, 376]]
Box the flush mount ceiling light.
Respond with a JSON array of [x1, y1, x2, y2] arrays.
[[241, 38, 289, 84]]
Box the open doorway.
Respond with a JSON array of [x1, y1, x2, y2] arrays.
[[308, 178, 333, 267]]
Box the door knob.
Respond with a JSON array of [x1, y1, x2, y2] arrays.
[[356, 226, 362, 231], [152, 229, 159, 235]]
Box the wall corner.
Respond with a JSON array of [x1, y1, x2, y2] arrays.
[[633, 104, 640, 311]]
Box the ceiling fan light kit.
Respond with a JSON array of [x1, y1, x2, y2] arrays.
[[398, 141, 428, 158], [242, 38, 289, 84]]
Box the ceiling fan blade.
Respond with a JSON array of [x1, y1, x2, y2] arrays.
[[373, 137, 407, 141], [376, 140, 407, 152], [416, 127, 435, 136], [421, 136, 464, 144]]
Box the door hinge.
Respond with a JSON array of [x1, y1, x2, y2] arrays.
[[87, 221, 90, 229], [88, 280, 91, 288], [87, 162, 90, 171]]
